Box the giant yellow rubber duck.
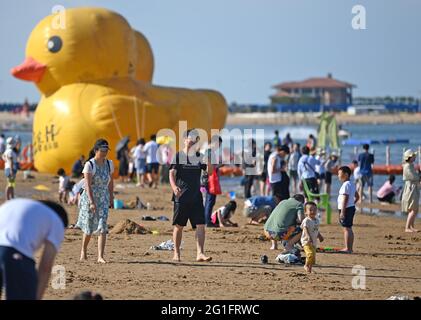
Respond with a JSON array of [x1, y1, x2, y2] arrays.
[[11, 7, 227, 174]]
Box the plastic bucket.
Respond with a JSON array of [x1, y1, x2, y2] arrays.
[[114, 199, 124, 209]]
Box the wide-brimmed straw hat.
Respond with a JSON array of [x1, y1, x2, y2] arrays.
[[403, 149, 417, 160], [6, 137, 15, 147]]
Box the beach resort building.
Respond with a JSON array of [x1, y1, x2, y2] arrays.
[[270, 73, 355, 106]]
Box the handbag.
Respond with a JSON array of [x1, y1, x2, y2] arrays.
[[208, 170, 222, 195]]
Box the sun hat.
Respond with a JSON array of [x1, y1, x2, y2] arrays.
[[6, 137, 15, 147], [403, 149, 417, 160]]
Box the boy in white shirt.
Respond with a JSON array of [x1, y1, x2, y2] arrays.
[[301, 201, 324, 273], [57, 168, 70, 204], [2, 137, 18, 200], [337, 166, 360, 253]]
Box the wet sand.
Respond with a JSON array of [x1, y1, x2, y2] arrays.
[[1, 172, 420, 300]]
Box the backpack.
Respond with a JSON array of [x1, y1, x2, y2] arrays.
[[88, 159, 111, 176]]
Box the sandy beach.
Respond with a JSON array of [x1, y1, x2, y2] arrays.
[[2, 171, 420, 300]]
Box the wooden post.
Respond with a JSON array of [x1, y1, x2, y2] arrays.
[[386, 145, 390, 166]]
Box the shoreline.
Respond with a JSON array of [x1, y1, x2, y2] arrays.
[[1, 111, 421, 130], [226, 112, 421, 126]]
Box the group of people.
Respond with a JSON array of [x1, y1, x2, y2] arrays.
[[262, 164, 359, 273], [243, 132, 341, 204], [117, 135, 164, 188], [1, 126, 420, 299], [71, 134, 166, 189]]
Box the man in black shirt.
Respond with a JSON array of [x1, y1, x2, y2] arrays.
[[169, 129, 212, 262]]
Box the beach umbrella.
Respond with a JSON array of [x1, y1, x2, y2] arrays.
[[115, 136, 130, 153]]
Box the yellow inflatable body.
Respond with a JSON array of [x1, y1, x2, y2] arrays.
[[11, 7, 227, 174]]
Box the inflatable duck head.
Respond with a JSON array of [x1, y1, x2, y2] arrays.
[[11, 7, 154, 96], [11, 7, 227, 175]]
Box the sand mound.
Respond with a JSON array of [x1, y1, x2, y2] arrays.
[[110, 219, 151, 235]]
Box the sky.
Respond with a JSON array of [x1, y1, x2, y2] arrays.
[[1, 0, 420, 104]]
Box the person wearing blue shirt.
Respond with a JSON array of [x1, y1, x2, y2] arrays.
[[357, 144, 375, 203], [243, 195, 281, 225], [71, 155, 85, 178], [297, 146, 321, 196]]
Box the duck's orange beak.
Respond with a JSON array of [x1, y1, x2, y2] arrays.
[[11, 57, 46, 83]]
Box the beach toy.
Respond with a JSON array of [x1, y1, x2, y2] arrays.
[[33, 184, 50, 191], [260, 255, 268, 264], [229, 191, 236, 199], [11, 7, 227, 175], [142, 215, 156, 221], [113, 199, 124, 209], [151, 230, 159, 235], [316, 246, 343, 253]]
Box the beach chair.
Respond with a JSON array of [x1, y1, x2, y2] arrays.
[[301, 179, 332, 224]]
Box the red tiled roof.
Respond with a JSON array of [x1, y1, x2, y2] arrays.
[[273, 77, 355, 89]]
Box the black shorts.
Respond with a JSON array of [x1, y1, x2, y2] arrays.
[[305, 178, 319, 194], [271, 181, 282, 197], [325, 172, 332, 184], [146, 163, 159, 174], [0, 246, 37, 300], [339, 206, 356, 228], [173, 200, 205, 228]]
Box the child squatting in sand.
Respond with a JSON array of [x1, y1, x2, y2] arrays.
[[300, 201, 324, 273]]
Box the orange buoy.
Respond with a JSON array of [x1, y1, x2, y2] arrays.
[[219, 166, 243, 177], [332, 164, 420, 175]]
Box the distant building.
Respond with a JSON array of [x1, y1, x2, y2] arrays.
[[270, 73, 356, 106]]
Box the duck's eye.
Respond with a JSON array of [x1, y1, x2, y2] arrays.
[[47, 36, 62, 53]]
